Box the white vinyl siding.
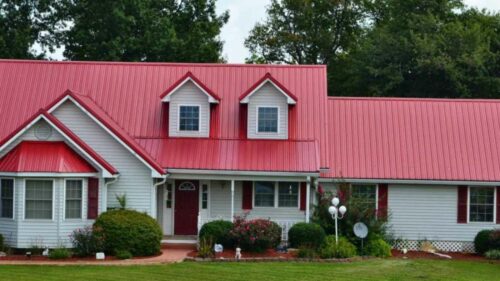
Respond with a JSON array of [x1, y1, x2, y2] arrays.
[[388, 184, 498, 242], [247, 82, 288, 139], [168, 81, 210, 137], [53, 101, 154, 215]]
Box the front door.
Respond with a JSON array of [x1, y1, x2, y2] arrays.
[[174, 180, 199, 235]]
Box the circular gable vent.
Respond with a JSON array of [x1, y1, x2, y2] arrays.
[[34, 123, 52, 140]]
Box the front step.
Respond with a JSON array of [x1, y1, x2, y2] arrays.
[[161, 235, 198, 250]]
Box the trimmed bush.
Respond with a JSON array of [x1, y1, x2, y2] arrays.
[[70, 226, 104, 257], [115, 250, 133, 260], [489, 230, 500, 250], [0, 234, 4, 251], [366, 238, 392, 257], [485, 249, 500, 260], [319, 236, 357, 259], [288, 223, 326, 249], [93, 209, 162, 257], [48, 248, 71, 259], [474, 230, 493, 254], [230, 216, 281, 252], [199, 220, 234, 248]]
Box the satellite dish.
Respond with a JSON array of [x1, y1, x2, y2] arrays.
[[353, 222, 368, 239]]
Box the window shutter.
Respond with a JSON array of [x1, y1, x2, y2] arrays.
[[87, 178, 99, 219], [210, 104, 218, 138], [239, 104, 248, 139], [497, 186, 500, 224], [457, 186, 468, 224], [377, 184, 388, 219], [242, 181, 253, 210], [300, 182, 307, 211]]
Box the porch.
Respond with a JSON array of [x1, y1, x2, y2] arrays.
[[156, 176, 317, 241]]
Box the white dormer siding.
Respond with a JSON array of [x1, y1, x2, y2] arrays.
[[247, 82, 288, 139], [168, 81, 210, 138]]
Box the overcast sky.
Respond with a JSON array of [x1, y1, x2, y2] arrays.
[[46, 0, 499, 62]]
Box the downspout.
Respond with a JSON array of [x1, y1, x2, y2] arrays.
[[103, 175, 119, 213], [153, 175, 169, 219]]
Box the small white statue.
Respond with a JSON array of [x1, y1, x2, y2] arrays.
[[401, 248, 408, 254], [42, 248, 49, 257], [235, 247, 242, 260]]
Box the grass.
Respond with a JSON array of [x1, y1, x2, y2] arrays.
[[0, 259, 498, 281]]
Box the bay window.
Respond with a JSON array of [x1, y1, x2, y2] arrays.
[[25, 180, 53, 219], [0, 179, 14, 218], [65, 180, 83, 219]]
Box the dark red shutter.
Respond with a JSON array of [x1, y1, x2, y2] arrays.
[[209, 104, 218, 138], [239, 104, 248, 139], [242, 181, 253, 210], [162, 103, 169, 138], [497, 186, 500, 224], [300, 182, 307, 211], [377, 184, 388, 219], [87, 178, 99, 219], [457, 186, 468, 224]]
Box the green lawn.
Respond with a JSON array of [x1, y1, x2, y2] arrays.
[[0, 259, 498, 281]]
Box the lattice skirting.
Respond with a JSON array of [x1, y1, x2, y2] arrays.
[[392, 240, 475, 253]]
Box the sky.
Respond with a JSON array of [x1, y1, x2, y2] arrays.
[[46, 0, 499, 62]]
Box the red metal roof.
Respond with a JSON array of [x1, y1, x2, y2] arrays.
[[326, 97, 500, 182], [159, 71, 221, 101], [137, 138, 319, 173], [0, 141, 97, 173]]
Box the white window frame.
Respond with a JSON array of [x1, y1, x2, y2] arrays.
[[253, 181, 300, 209], [63, 178, 85, 220], [23, 178, 55, 221], [177, 104, 201, 132], [0, 178, 15, 220], [199, 181, 210, 211], [467, 186, 496, 224], [350, 184, 379, 211], [256, 106, 280, 134]]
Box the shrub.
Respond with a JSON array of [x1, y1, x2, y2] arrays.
[[489, 230, 500, 250], [0, 234, 4, 251], [297, 246, 318, 259], [230, 215, 281, 252], [115, 249, 133, 260], [48, 247, 71, 259], [366, 238, 392, 257], [197, 237, 215, 258], [70, 226, 104, 257], [199, 220, 234, 248], [474, 230, 493, 254], [93, 209, 162, 257], [485, 249, 500, 260], [288, 223, 326, 249], [319, 236, 357, 259]]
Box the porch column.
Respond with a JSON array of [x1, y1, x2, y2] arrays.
[[230, 180, 235, 221], [306, 176, 311, 223]]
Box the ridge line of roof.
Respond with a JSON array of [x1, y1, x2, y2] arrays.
[[327, 96, 500, 103], [0, 59, 326, 69]]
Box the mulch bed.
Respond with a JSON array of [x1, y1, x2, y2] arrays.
[[187, 249, 295, 259], [0, 255, 118, 262]]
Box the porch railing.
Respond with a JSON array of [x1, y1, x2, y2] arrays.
[[197, 215, 301, 242]]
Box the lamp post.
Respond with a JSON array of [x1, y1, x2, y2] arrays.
[[328, 197, 347, 244]]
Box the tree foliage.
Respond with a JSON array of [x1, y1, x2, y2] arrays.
[[247, 0, 500, 98], [54, 0, 228, 62]]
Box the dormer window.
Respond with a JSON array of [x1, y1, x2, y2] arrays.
[[160, 72, 220, 138], [257, 107, 279, 133], [240, 73, 297, 140], [179, 105, 200, 131]]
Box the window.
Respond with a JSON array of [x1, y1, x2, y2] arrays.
[[202, 184, 208, 209], [178, 181, 196, 191], [1, 179, 14, 218], [254, 182, 275, 207], [65, 180, 83, 219], [25, 180, 53, 219], [351, 184, 377, 210], [179, 105, 199, 131], [257, 107, 278, 133], [469, 187, 495, 222], [165, 184, 172, 208], [278, 182, 299, 207]]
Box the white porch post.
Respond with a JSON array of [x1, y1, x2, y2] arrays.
[[306, 176, 311, 223], [230, 180, 235, 221]]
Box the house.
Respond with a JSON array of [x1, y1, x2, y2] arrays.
[[0, 60, 498, 252]]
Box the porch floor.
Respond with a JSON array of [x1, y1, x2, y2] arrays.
[[161, 235, 197, 248]]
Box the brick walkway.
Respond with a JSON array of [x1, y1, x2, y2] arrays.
[[0, 248, 191, 266]]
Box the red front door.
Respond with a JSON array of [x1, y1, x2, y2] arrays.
[[174, 180, 199, 235]]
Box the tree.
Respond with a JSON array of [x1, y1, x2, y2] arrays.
[[0, 0, 43, 58], [56, 0, 228, 62], [245, 0, 365, 65], [332, 0, 500, 98]]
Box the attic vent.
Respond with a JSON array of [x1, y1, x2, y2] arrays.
[[34, 123, 52, 140]]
